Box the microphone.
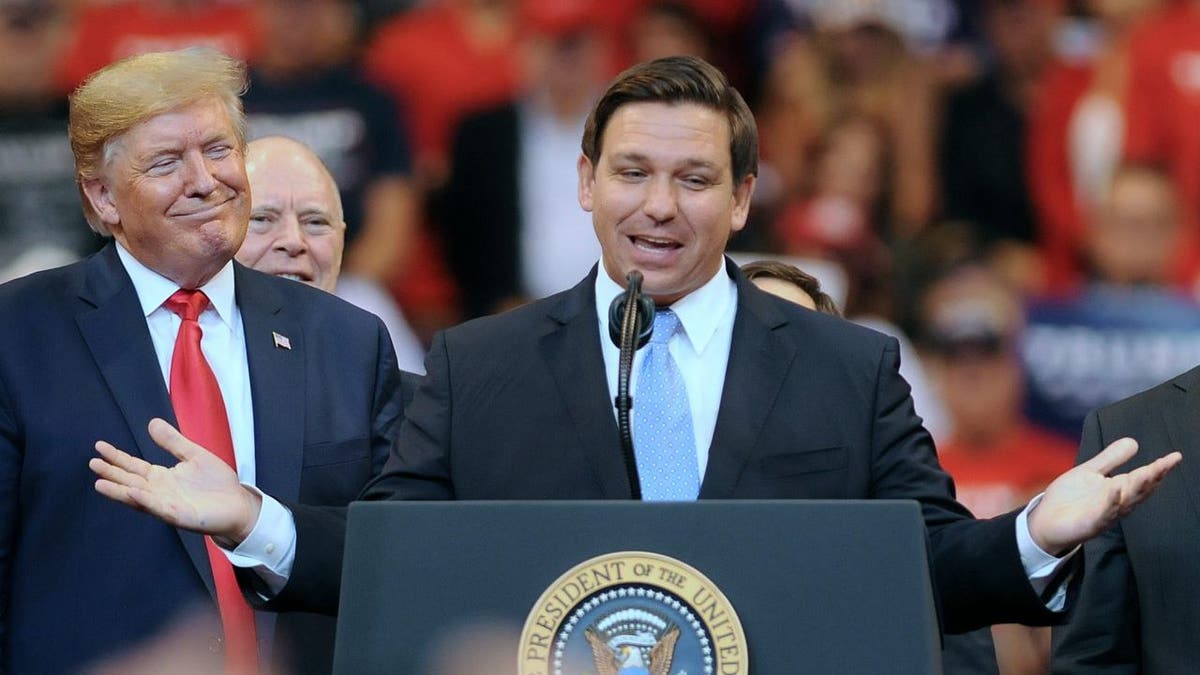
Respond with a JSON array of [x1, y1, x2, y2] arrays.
[[608, 270, 655, 500]]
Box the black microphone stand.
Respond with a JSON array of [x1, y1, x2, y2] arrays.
[[609, 270, 654, 500]]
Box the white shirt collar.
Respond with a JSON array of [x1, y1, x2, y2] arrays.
[[593, 260, 735, 355], [114, 243, 237, 329]]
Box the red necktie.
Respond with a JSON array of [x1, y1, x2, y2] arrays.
[[164, 289, 259, 674]]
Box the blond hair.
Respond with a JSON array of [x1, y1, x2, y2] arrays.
[[68, 47, 248, 235]]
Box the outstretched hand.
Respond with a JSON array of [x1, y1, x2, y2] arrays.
[[89, 418, 262, 548], [1028, 437, 1181, 556]]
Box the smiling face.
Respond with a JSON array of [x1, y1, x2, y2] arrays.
[[578, 101, 755, 305], [236, 137, 345, 292], [82, 98, 249, 288]]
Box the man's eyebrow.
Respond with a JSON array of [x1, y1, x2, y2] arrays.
[[609, 152, 720, 171], [136, 141, 184, 159], [297, 206, 333, 219], [137, 132, 234, 159], [610, 151, 649, 163]]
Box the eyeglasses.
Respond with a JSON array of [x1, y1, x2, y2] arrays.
[[929, 334, 1011, 360]]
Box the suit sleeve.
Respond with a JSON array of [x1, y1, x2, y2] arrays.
[[368, 315, 406, 477], [1050, 411, 1140, 674], [359, 330, 455, 501], [869, 342, 1065, 633], [0, 370, 18, 671]]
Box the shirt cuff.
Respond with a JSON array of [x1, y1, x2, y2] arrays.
[[1016, 494, 1078, 611], [219, 486, 296, 597]]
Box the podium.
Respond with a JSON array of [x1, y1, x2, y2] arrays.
[[333, 500, 942, 674]]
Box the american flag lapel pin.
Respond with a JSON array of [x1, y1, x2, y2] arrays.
[[272, 331, 292, 350]]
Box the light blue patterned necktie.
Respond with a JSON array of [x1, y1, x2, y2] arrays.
[[634, 309, 700, 501]]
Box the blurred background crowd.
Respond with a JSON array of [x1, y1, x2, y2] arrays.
[[5, 0, 1200, 529]]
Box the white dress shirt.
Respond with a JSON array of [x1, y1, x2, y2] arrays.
[[115, 244, 256, 480], [594, 262, 735, 477]]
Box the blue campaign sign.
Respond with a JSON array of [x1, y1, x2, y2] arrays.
[[1021, 285, 1200, 439]]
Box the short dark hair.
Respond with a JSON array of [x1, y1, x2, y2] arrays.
[[582, 55, 758, 183], [742, 260, 841, 316]]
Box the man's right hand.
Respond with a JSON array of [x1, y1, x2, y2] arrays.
[[89, 418, 262, 549]]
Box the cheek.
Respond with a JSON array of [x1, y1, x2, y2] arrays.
[[312, 238, 342, 269], [219, 159, 250, 191]]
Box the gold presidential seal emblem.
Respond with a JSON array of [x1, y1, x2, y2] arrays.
[[519, 551, 747, 675]]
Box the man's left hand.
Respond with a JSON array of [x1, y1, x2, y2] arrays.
[[1028, 437, 1181, 556]]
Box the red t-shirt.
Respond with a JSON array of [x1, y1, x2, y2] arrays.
[[1026, 60, 1093, 293], [56, 0, 259, 92], [1123, 2, 1200, 284], [937, 425, 1076, 518], [362, 3, 521, 171]]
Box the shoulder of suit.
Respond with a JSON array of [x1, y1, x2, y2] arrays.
[[752, 290, 896, 350], [0, 256, 89, 309], [247, 269, 384, 328], [439, 290, 577, 352], [1095, 365, 1196, 421]]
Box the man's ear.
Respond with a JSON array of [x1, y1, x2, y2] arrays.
[[81, 176, 121, 231], [577, 153, 596, 213], [730, 173, 757, 234]]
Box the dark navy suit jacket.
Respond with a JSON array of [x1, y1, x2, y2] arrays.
[[1052, 366, 1200, 673], [277, 261, 1066, 634], [0, 244, 410, 674]]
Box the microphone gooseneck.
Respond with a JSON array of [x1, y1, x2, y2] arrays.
[[609, 270, 654, 500]]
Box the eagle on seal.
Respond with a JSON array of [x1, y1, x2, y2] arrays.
[[585, 625, 680, 675]]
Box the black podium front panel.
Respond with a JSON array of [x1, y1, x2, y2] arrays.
[[333, 500, 941, 674]]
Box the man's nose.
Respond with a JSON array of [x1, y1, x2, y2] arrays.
[[275, 214, 307, 255], [642, 176, 677, 223], [181, 150, 219, 197]]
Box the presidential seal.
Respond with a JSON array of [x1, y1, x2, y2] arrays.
[[519, 551, 747, 675]]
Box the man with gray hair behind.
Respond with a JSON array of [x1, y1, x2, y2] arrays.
[[0, 48, 405, 674], [236, 135, 426, 374]]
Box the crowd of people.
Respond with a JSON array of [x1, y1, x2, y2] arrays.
[[2, 1, 1200, 673]]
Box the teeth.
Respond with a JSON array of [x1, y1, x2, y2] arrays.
[[633, 236, 677, 249], [278, 274, 303, 281]]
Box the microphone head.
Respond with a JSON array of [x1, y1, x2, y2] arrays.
[[608, 270, 655, 349]]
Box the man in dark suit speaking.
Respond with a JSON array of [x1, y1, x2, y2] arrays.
[[0, 48, 406, 674], [92, 56, 1180, 635]]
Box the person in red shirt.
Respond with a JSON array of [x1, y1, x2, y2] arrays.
[[1027, 0, 1164, 294], [362, 0, 522, 189], [921, 266, 1076, 516], [1120, 0, 1200, 287], [920, 263, 1076, 675], [56, 0, 258, 92]]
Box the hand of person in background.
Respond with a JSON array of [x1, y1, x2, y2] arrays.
[[1028, 437, 1181, 555], [89, 418, 261, 549]]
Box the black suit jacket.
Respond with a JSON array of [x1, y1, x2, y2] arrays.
[[1051, 366, 1200, 673], [441, 102, 523, 318], [278, 262, 1063, 633], [0, 244, 408, 674]]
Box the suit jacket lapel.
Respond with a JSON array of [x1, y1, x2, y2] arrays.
[[540, 269, 632, 498], [1161, 367, 1200, 524], [700, 263, 797, 498], [235, 265, 304, 506], [76, 244, 216, 595]]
